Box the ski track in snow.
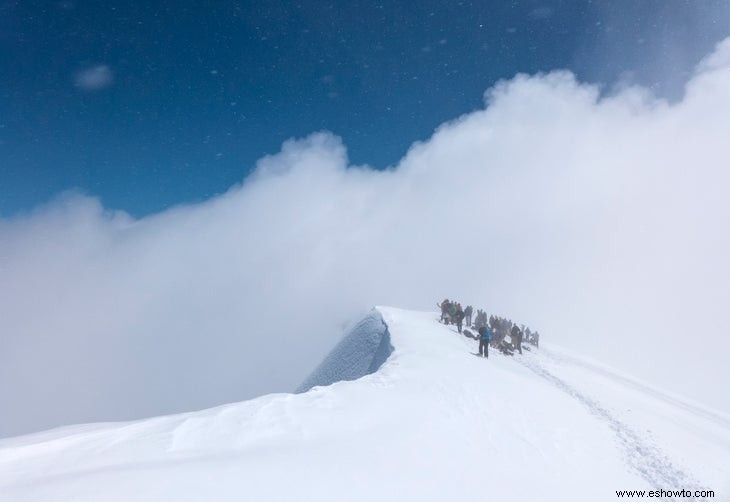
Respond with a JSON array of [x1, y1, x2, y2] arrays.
[[537, 347, 730, 431], [516, 353, 710, 501], [447, 322, 712, 501]]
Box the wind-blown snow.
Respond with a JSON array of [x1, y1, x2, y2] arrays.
[[0, 307, 727, 501]]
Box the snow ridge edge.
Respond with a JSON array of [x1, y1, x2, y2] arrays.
[[296, 309, 393, 393]]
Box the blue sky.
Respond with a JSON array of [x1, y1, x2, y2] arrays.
[[1, 0, 729, 216]]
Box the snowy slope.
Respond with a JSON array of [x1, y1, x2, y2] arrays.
[[0, 307, 728, 501]]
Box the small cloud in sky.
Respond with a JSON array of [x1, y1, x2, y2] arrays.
[[74, 65, 113, 91], [529, 7, 553, 20]]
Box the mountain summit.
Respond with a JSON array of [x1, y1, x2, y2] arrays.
[[0, 307, 727, 501]]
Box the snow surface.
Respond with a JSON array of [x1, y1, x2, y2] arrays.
[[0, 307, 728, 501]]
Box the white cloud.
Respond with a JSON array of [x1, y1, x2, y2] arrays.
[[698, 37, 730, 72], [74, 64, 114, 91], [2, 38, 730, 437]]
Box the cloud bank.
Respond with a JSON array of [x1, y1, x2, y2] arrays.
[[2, 39, 730, 438]]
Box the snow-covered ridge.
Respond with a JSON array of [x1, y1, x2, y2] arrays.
[[0, 307, 728, 501], [297, 309, 393, 393]]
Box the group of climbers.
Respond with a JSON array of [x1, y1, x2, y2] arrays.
[[473, 309, 488, 330], [438, 299, 468, 334], [487, 315, 539, 355], [438, 298, 541, 359]]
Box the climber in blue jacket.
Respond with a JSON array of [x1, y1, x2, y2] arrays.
[[478, 326, 490, 358]]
